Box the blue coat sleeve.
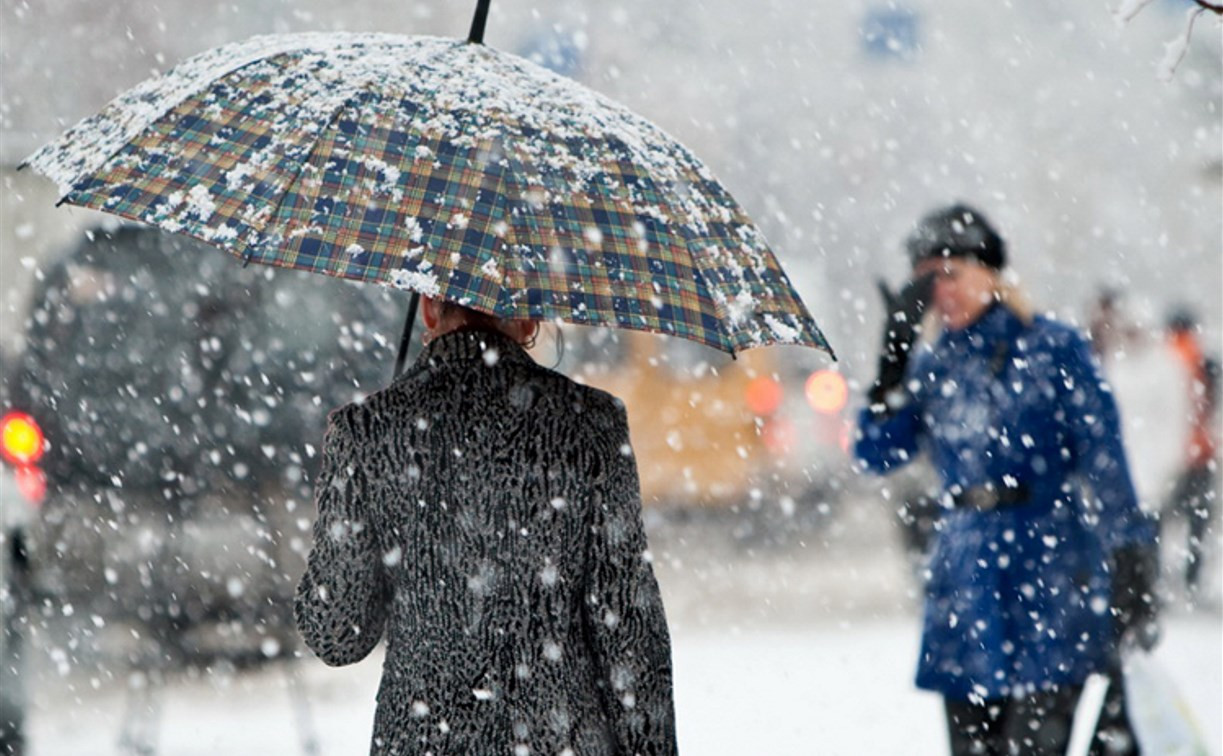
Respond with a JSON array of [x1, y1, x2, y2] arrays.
[[855, 402, 923, 475], [295, 406, 390, 666], [1054, 329, 1158, 551]]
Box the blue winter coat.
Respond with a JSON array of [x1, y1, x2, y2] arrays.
[[856, 303, 1156, 700]]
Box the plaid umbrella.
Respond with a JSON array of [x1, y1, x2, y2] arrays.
[[24, 22, 832, 364]]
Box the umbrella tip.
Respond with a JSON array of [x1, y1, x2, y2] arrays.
[[467, 0, 491, 44], [15, 161, 27, 172]]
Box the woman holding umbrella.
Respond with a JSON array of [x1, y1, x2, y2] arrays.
[[23, 17, 830, 755], [295, 298, 678, 755], [855, 204, 1159, 755]]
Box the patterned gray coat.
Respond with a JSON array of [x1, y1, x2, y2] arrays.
[[295, 328, 677, 755]]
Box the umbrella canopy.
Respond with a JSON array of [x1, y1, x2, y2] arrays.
[[24, 31, 832, 357]]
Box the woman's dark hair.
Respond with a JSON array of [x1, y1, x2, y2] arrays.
[[437, 300, 563, 363], [437, 300, 501, 330]]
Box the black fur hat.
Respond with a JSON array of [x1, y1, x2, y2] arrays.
[[906, 203, 1006, 270]]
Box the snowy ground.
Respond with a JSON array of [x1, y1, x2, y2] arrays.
[[21, 505, 1223, 755]]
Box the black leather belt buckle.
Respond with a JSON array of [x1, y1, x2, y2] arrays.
[[953, 482, 1029, 511]]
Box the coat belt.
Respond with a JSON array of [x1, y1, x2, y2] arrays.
[[947, 482, 1030, 511]]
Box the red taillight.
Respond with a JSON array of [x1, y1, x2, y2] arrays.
[[761, 416, 797, 454], [1, 411, 45, 466], [804, 370, 849, 415], [14, 465, 46, 503], [745, 376, 784, 416]]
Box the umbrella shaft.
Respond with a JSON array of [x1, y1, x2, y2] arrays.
[[393, 292, 420, 379], [467, 0, 491, 44]]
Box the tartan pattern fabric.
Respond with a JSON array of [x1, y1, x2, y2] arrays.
[[28, 33, 831, 356]]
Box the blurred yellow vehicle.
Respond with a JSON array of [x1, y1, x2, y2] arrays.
[[534, 327, 852, 512]]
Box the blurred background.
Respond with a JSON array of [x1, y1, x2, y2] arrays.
[[0, 0, 1219, 754]]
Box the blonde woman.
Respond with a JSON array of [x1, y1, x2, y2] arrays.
[[856, 204, 1158, 755]]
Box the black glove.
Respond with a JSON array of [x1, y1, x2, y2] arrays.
[[868, 273, 934, 412], [1111, 543, 1160, 651]]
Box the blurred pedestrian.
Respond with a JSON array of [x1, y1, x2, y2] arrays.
[[855, 203, 1159, 755], [295, 298, 678, 755], [0, 516, 30, 756], [1087, 287, 1140, 362], [1084, 288, 1186, 519], [1164, 309, 1220, 594]]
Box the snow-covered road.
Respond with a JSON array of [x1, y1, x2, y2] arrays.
[[24, 614, 1220, 755], [21, 507, 1223, 754]]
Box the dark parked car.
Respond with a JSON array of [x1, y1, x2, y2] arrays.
[[5, 225, 404, 670]]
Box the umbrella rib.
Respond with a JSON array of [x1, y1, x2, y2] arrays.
[[676, 224, 738, 354], [492, 159, 538, 321], [243, 80, 384, 265], [495, 145, 738, 353], [35, 39, 335, 200]]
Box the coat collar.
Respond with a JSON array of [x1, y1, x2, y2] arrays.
[[940, 302, 1025, 354], [414, 327, 536, 372]]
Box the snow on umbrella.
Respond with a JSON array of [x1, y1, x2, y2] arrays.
[[22, 15, 833, 369]]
